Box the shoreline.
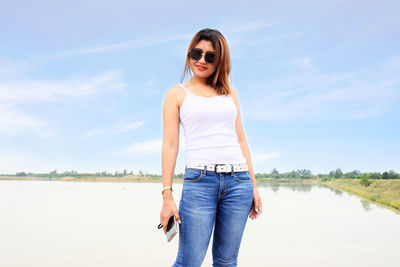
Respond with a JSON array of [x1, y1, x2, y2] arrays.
[[0, 175, 176, 183], [1, 176, 399, 212], [306, 178, 400, 212]]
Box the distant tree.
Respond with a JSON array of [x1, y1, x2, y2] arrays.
[[123, 169, 127, 176], [289, 170, 296, 178], [139, 170, 144, 176], [298, 169, 312, 179], [360, 176, 372, 186], [382, 171, 389, 179], [345, 170, 361, 179], [387, 170, 399, 179], [334, 168, 343, 179], [369, 172, 381, 179], [16, 172, 27, 176], [329, 170, 335, 177], [271, 168, 279, 179]]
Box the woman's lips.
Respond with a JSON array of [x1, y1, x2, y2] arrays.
[[196, 65, 207, 71]]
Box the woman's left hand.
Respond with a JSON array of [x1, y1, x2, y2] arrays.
[[249, 186, 262, 219]]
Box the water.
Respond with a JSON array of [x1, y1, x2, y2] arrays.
[[0, 180, 399, 267]]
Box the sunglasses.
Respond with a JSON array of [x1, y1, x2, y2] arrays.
[[188, 48, 217, 64]]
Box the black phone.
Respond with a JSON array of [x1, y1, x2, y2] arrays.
[[157, 216, 178, 242], [166, 216, 178, 242]]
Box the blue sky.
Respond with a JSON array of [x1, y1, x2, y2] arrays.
[[1, 0, 399, 175]]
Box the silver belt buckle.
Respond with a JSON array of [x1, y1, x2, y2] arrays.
[[214, 164, 230, 173], [214, 164, 223, 173]]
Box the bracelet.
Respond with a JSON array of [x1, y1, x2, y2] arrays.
[[161, 186, 173, 195]]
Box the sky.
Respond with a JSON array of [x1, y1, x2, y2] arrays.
[[0, 0, 399, 175]]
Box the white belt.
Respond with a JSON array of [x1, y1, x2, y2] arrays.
[[185, 163, 248, 173]]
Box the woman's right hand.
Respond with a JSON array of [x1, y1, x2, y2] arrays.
[[160, 195, 181, 234]]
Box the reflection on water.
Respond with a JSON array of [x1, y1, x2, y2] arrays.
[[257, 181, 396, 214], [258, 180, 340, 193], [0, 180, 399, 267], [258, 181, 314, 193], [361, 199, 373, 211]]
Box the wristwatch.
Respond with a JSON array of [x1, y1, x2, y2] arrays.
[[161, 186, 173, 195]]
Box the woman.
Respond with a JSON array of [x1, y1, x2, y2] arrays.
[[160, 28, 262, 267]]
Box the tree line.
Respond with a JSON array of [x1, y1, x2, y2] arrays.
[[3, 168, 399, 180], [254, 168, 400, 180], [7, 169, 161, 178]]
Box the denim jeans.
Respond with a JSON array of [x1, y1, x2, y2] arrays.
[[172, 165, 254, 267]]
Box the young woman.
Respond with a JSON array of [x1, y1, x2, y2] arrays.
[[160, 28, 262, 267]]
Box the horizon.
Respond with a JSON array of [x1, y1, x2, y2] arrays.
[[2, 167, 399, 177]]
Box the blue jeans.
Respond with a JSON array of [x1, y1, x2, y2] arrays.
[[172, 166, 254, 267]]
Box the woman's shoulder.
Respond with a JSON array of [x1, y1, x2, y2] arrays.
[[228, 86, 238, 99], [165, 84, 185, 97], [229, 85, 237, 94], [164, 84, 186, 108]]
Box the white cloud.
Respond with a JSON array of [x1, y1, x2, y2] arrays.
[[226, 20, 284, 34], [84, 120, 146, 138], [252, 152, 280, 162], [291, 56, 316, 71], [123, 139, 163, 155], [0, 150, 46, 174], [113, 136, 186, 157], [0, 70, 126, 137], [0, 57, 33, 78], [48, 34, 192, 60], [61, 21, 283, 58], [244, 55, 400, 121], [144, 78, 155, 87], [0, 70, 125, 105], [137, 77, 162, 98], [15, 21, 283, 67], [0, 104, 52, 137]]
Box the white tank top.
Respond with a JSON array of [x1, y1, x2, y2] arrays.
[[179, 84, 247, 165]]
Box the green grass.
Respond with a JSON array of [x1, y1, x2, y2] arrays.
[[314, 179, 400, 210]]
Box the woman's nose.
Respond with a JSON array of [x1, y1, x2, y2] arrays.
[[198, 54, 207, 64]]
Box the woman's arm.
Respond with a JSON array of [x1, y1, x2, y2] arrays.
[[230, 87, 257, 187], [161, 86, 181, 200], [230, 87, 262, 219], [159, 86, 182, 231]]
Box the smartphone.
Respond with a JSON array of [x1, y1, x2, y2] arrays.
[[166, 215, 178, 242]]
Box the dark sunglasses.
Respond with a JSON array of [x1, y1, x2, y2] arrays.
[[188, 48, 217, 64]]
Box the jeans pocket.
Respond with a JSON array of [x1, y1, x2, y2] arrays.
[[183, 168, 205, 182], [233, 171, 252, 183]]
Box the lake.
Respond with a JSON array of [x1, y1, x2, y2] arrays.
[[0, 180, 399, 267]]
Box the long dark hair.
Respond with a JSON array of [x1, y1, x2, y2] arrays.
[[181, 28, 232, 96]]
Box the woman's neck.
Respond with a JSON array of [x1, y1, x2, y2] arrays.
[[190, 76, 208, 87]]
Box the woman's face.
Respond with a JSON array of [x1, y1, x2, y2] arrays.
[[189, 40, 217, 80]]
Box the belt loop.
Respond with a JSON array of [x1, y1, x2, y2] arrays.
[[203, 165, 207, 175], [230, 164, 234, 176]]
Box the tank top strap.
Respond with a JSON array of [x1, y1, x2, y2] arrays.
[[179, 84, 190, 95]]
